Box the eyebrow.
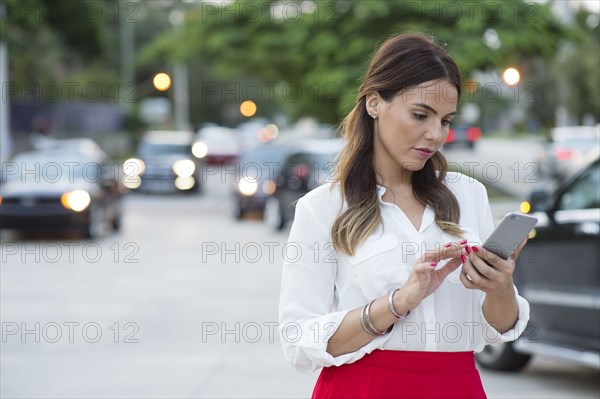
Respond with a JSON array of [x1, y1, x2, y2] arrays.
[[412, 103, 457, 117]]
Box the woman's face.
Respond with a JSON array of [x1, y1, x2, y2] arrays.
[[368, 79, 458, 179]]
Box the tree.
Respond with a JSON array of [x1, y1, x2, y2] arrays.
[[1, 0, 108, 96], [140, 0, 566, 124]]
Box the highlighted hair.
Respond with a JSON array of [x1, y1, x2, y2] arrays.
[[331, 33, 464, 256]]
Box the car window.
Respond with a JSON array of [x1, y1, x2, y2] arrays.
[[557, 162, 600, 211], [283, 153, 311, 182], [6, 159, 102, 182], [138, 143, 190, 156], [286, 153, 309, 165], [239, 149, 288, 171], [237, 150, 289, 182]]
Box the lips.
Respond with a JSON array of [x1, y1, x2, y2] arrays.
[[414, 147, 435, 158]]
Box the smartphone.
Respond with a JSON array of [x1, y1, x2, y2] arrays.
[[482, 212, 538, 260]]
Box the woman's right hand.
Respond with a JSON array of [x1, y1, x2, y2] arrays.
[[396, 241, 468, 310]]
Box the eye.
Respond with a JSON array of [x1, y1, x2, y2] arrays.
[[442, 120, 453, 127], [413, 113, 427, 121]]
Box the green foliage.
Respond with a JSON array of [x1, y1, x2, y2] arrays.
[[555, 8, 600, 123], [3, 0, 595, 128], [140, 0, 567, 123], [2, 0, 114, 101], [2, 0, 106, 57]]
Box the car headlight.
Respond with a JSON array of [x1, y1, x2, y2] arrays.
[[172, 159, 196, 177], [239, 177, 258, 196], [61, 190, 91, 212], [192, 142, 208, 158], [519, 201, 531, 214], [123, 158, 145, 176]]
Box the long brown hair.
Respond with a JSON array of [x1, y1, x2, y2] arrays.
[[332, 33, 464, 256]]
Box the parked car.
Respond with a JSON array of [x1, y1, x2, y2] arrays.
[[475, 155, 600, 371], [0, 147, 123, 238], [444, 124, 482, 149], [232, 143, 292, 220], [536, 125, 600, 179], [41, 137, 102, 153], [263, 138, 343, 231], [193, 126, 240, 165], [124, 131, 199, 193]]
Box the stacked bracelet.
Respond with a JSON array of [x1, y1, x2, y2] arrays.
[[388, 288, 411, 319], [360, 299, 393, 336]]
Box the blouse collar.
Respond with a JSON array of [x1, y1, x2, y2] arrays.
[[375, 183, 435, 234]]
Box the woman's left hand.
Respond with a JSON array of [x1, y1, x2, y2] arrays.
[[460, 236, 528, 296]]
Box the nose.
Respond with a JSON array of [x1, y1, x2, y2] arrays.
[[424, 119, 444, 142]]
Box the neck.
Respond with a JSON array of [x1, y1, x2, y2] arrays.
[[373, 158, 414, 189], [376, 177, 412, 191]]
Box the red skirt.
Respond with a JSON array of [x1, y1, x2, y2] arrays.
[[312, 350, 487, 399]]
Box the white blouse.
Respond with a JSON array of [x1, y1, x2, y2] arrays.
[[278, 172, 530, 373]]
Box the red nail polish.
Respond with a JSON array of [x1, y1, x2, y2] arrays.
[[460, 239, 468, 245], [461, 255, 466, 263], [472, 246, 479, 253], [431, 262, 437, 267], [443, 243, 452, 248], [465, 246, 471, 254]]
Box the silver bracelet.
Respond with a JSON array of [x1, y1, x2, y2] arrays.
[[388, 288, 411, 319], [364, 299, 392, 336], [359, 304, 377, 336]]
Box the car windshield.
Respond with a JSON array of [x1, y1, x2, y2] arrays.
[[555, 138, 599, 151], [5, 157, 102, 182], [138, 143, 190, 156], [239, 148, 290, 176]]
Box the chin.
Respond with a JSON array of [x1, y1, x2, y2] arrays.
[[399, 159, 427, 172]]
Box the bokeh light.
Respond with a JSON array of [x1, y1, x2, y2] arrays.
[[502, 68, 520, 86], [240, 100, 257, 117], [520, 201, 531, 214], [153, 72, 172, 91]]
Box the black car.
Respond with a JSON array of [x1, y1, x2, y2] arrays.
[[124, 131, 199, 193], [475, 155, 600, 371], [444, 124, 482, 149], [0, 146, 123, 239], [233, 143, 291, 219], [263, 139, 342, 231]]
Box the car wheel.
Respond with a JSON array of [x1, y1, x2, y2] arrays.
[[112, 207, 122, 231], [83, 204, 104, 239], [264, 197, 285, 231], [234, 204, 245, 220], [475, 343, 532, 372]]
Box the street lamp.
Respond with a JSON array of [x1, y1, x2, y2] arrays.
[[240, 100, 257, 117], [153, 72, 172, 91], [502, 68, 520, 86]]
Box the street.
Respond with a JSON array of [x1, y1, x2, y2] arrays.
[[1, 138, 599, 398]]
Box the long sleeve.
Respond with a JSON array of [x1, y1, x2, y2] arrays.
[[475, 182, 531, 346], [278, 195, 392, 373]]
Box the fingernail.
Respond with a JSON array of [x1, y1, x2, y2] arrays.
[[472, 246, 479, 253], [431, 262, 437, 267], [461, 255, 466, 263], [465, 246, 471, 254], [443, 242, 452, 248], [460, 239, 468, 245]]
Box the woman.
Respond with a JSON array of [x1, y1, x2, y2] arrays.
[[278, 33, 530, 399]]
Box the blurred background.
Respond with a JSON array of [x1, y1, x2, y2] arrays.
[[0, 0, 599, 398]]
